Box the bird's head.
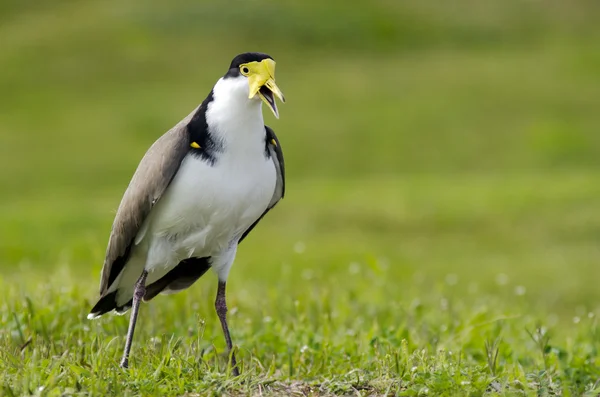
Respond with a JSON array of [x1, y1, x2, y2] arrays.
[[223, 52, 285, 118]]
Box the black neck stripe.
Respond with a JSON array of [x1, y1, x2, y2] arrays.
[[186, 90, 223, 165]]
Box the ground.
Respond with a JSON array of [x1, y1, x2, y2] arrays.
[[1, 1, 600, 396]]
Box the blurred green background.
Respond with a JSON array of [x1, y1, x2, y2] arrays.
[[3, 1, 600, 394], [1, 0, 600, 333]]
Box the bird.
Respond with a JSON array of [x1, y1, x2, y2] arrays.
[[88, 52, 286, 374]]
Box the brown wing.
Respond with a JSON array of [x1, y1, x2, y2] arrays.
[[97, 114, 194, 295]]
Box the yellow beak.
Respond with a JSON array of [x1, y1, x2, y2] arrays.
[[247, 59, 285, 118]]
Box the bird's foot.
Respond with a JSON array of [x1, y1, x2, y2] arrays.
[[229, 352, 240, 376]]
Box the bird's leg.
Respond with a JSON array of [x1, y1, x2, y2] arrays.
[[215, 281, 239, 376], [120, 270, 148, 369]]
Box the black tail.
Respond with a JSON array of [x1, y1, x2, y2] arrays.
[[88, 291, 132, 318], [88, 256, 211, 319], [144, 257, 211, 300]]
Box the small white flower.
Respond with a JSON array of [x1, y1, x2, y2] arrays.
[[263, 316, 272, 323], [445, 274, 458, 286], [410, 298, 421, 310], [495, 273, 509, 286], [588, 312, 595, 318], [300, 345, 309, 353], [440, 298, 448, 311], [514, 286, 526, 296], [348, 262, 361, 275], [293, 241, 306, 254], [302, 269, 313, 280], [573, 316, 581, 324]]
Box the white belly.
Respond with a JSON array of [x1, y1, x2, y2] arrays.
[[141, 152, 276, 271]]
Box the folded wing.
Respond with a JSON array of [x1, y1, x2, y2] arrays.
[[97, 118, 192, 296]]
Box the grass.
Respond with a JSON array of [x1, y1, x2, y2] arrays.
[[2, 0, 600, 395], [3, 174, 600, 396]]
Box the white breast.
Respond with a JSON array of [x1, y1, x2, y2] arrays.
[[132, 75, 278, 285], [142, 151, 276, 271]]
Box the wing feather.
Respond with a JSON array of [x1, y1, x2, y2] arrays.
[[239, 125, 285, 243], [267, 125, 285, 205], [97, 112, 195, 295]]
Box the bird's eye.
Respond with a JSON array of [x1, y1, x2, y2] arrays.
[[241, 66, 249, 75]]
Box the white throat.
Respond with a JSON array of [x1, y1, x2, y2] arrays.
[[205, 76, 266, 154]]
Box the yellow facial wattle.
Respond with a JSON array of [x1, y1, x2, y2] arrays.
[[239, 59, 285, 118]]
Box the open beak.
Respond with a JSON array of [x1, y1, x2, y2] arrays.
[[247, 59, 285, 118]]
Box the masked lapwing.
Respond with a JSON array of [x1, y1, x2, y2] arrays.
[[88, 52, 286, 374]]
